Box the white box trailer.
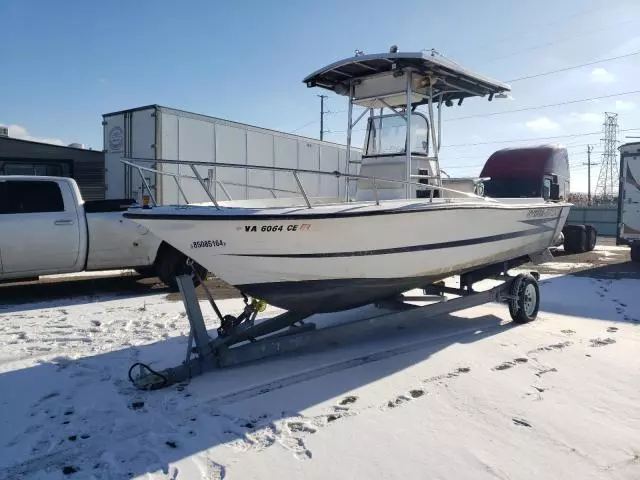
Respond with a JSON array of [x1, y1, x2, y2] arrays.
[[617, 141, 640, 261], [102, 105, 361, 205]]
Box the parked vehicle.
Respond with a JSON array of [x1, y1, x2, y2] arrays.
[[0, 176, 205, 289], [617, 142, 640, 262], [480, 145, 597, 254]]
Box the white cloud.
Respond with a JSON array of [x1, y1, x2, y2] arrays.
[[568, 112, 602, 123], [0, 123, 65, 146], [615, 100, 636, 111], [590, 68, 615, 83], [525, 117, 561, 132]]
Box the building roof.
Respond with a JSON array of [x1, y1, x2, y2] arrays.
[[0, 135, 101, 155]]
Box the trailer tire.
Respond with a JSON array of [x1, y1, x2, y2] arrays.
[[631, 242, 640, 263], [585, 225, 597, 252], [156, 244, 208, 291], [563, 225, 587, 254], [508, 273, 540, 324]]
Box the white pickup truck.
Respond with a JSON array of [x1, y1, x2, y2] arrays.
[[0, 176, 206, 288]]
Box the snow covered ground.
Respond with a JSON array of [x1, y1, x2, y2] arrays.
[[1, 263, 639, 479]]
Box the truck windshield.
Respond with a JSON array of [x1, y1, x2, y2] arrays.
[[365, 114, 429, 156], [483, 178, 542, 198]]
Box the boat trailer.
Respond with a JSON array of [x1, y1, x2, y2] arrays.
[[128, 253, 549, 390]]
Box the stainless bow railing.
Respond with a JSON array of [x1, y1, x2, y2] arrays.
[[121, 157, 494, 210]]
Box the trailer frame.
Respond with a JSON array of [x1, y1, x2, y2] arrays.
[[128, 254, 544, 390]]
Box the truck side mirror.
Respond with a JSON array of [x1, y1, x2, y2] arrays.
[[550, 183, 560, 200]]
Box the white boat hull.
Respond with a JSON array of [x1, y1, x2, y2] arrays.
[[125, 199, 570, 312]]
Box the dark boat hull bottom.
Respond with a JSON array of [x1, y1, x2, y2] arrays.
[[238, 274, 450, 313], [237, 255, 534, 313]]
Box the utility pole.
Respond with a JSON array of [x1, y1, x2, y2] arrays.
[[583, 144, 598, 205], [318, 94, 327, 141]]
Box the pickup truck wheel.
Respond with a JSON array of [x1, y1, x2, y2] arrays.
[[631, 242, 640, 263], [585, 225, 597, 252], [156, 247, 208, 291], [563, 225, 587, 254]]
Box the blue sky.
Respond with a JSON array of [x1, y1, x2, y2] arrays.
[[1, 0, 640, 192]]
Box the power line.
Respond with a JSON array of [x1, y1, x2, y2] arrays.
[[441, 128, 639, 148], [290, 118, 318, 133], [324, 90, 640, 130], [480, 19, 638, 65], [451, 4, 613, 60], [506, 50, 640, 83], [446, 90, 640, 122]]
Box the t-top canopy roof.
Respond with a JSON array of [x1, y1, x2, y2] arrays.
[[303, 49, 511, 105]]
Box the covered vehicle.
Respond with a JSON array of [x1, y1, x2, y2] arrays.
[[480, 145, 596, 253], [617, 142, 640, 262]]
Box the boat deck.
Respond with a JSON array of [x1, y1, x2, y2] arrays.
[[125, 197, 552, 221]]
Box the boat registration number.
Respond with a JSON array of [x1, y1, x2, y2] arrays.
[[190, 239, 227, 249], [526, 207, 558, 218], [240, 223, 312, 233]]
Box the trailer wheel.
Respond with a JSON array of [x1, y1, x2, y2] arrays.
[[631, 242, 640, 263], [585, 225, 597, 252], [508, 273, 540, 324], [156, 244, 208, 291], [563, 225, 587, 254]]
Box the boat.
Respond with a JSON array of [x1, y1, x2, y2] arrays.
[[123, 47, 572, 314]]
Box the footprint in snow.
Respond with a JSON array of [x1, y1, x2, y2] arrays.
[[386, 395, 411, 409], [524, 385, 547, 401], [62, 465, 78, 475], [534, 367, 558, 377], [409, 389, 425, 399], [606, 326, 619, 333], [492, 358, 528, 371], [424, 366, 471, 383], [589, 337, 616, 347], [512, 418, 532, 428], [526, 341, 572, 355], [493, 362, 515, 371], [231, 425, 277, 453], [287, 421, 317, 434], [339, 395, 358, 406], [205, 459, 226, 480], [196, 456, 226, 480], [35, 391, 61, 405], [277, 435, 313, 460]]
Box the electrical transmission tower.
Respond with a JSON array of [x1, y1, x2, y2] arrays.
[[594, 112, 619, 202]]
